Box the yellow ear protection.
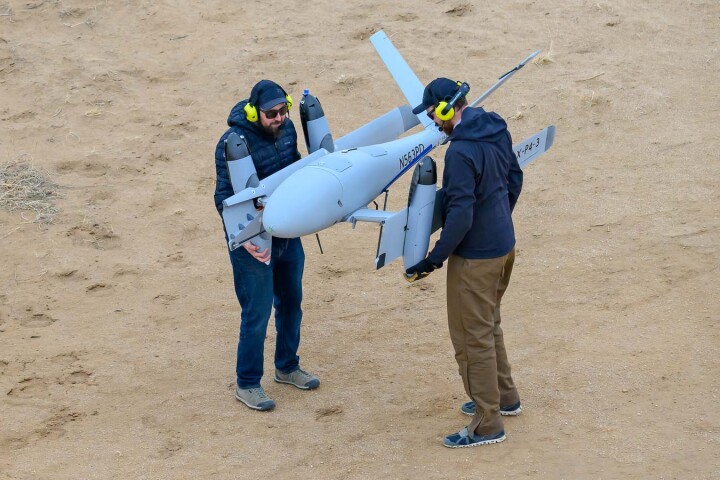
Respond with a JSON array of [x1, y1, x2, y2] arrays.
[[243, 102, 259, 123], [285, 93, 294, 110], [434, 81, 470, 122], [244, 83, 294, 123], [434, 101, 455, 122]]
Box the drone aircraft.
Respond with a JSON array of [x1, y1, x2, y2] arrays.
[[221, 30, 555, 275]]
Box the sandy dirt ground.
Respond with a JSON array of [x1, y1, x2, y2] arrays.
[[1, 0, 719, 478]]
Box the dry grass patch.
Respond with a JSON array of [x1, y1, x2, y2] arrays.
[[580, 90, 604, 107], [0, 158, 59, 223], [508, 104, 528, 121], [533, 40, 555, 65], [444, 3, 472, 16]]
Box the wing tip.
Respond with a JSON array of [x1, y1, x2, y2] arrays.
[[369, 30, 387, 43], [546, 125, 556, 150]]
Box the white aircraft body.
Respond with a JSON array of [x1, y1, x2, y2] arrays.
[[221, 30, 555, 273]]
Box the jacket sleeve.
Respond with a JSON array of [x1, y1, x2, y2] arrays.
[[214, 132, 234, 216], [507, 152, 523, 212], [427, 149, 477, 266]]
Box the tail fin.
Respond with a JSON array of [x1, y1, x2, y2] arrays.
[[370, 31, 435, 130]]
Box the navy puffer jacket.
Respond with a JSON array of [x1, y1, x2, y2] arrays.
[[214, 100, 301, 214]]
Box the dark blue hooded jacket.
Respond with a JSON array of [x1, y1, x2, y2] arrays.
[[214, 100, 301, 214], [427, 107, 523, 264]]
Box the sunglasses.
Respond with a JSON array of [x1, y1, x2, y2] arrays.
[[261, 105, 288, 119], [426, 109, 436, 121]]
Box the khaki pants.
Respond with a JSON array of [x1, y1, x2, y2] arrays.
[[447, 248, 520, 435]]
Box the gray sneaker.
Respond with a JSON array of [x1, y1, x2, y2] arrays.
[[235, 386, 276, 411], [274, 368, 320, 390]]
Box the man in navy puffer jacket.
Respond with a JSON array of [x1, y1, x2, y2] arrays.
[[214, 80, 319, 412], [407, 78, 524, 448]]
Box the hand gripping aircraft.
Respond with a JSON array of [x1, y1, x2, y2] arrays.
[[221, 30, 555, 277]]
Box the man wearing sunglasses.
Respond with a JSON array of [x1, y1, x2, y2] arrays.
[[406, 78, 524, 448], [214, 80, 319, 412]]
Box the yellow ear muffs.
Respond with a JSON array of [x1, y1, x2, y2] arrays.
[[435, 101, 454, 121], [244, 103, 259, 122], [245, 84, 292, 122]]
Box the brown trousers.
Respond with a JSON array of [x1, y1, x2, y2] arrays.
[[447, 248, 520, 435]]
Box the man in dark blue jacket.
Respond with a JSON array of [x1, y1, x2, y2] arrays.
[[407, 78, 523, 448], [214, 80, 319, 412]]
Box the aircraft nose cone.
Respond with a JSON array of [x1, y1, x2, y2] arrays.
[[263, 166, 344, 238]]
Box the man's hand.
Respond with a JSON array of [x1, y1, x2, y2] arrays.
[[244, 242, 271, 264], [404, 258, 442, 283]]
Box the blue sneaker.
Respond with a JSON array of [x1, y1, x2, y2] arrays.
[[461, 400, 523, 417], [443, 427, 506, 448]]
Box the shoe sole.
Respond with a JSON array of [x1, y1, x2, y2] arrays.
[[234, 392, 275, 411], [273, 376, 318, 390], [461, 406, 523, 417], [501, 406, 522, 416], [443, 434, 506, 448]]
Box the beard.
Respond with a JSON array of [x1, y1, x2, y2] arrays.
[[440, 120, 454, 136], [263, 122, 283, 138]]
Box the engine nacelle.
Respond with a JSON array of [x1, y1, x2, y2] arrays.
[[225, 132, 259, 192], [300, 90, 334, 154], [402, 157, 437, 269], [222, 132, 270, 254]]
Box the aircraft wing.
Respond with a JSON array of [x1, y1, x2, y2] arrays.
[[370, 31, 435, 130], [334, 106, 420, 151], [429, 125, 557, 234], [354, 126, 558, 270], [515, 125, 555, 168]]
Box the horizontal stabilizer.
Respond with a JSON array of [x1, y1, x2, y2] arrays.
[[345, 207, 395, 223], [374, 208, 409, 269], [344, 207, 409, 270]]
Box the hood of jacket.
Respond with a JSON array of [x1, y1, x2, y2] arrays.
[[226, 99, 270, 138], [448, 106, 508, 143]]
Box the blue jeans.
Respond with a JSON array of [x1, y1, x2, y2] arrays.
[[228, 237, 305, 388]]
